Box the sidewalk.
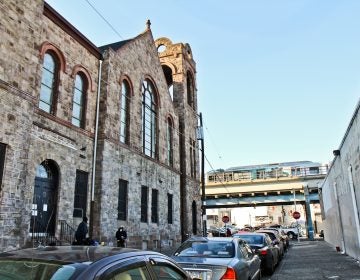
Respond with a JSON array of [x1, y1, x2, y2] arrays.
[[266, 240, 360, 280]]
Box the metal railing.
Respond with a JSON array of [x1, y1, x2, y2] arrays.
[[30, 219, 58, 247], [59, 220, 76, 245], [207, 165, 329, 183]]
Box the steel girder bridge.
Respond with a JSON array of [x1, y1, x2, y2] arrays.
[[204, 166, 327, 239]]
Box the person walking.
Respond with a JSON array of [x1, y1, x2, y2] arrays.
[[75, 216, 88, 245], [116, 226, 127, 247]]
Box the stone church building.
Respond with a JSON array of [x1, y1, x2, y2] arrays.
[[0, 0, 201, 251]]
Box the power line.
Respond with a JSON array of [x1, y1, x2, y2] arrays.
[[204, 121, 224, 163], [203, 153, 232, 194], [84, 0, 124, 40]]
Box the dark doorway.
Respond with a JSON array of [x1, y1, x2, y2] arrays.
[[30, 160, 59, 236], [192, 200, 197, 235], [73, 170, 88, 218]]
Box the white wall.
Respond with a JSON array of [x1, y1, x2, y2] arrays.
[[321, 100, 360, 260]]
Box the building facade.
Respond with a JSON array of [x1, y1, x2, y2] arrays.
[[0, 0, 201, 251], [320, 100, 360, 261]]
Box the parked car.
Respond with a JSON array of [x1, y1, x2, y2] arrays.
[[256, 229, 285, 259], [172, 236, 261, 280], [207, 226, 226, 237], [264, 227, 289, 249], [269, 223, 303, 239], [0, 245, 192, 280], [233, 232, 280, 275]]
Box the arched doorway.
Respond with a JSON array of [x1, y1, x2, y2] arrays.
[[30, 160, 59, 236]]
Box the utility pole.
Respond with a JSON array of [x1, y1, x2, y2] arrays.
[[197, 113, 207, 236]]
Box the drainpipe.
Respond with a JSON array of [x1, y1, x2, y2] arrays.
[[347, 165, 360, 250], [89, 59, 103, 239]]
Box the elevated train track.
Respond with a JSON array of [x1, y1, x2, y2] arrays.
[[204, 163, 327, 209]]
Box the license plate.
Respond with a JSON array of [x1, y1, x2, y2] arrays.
[[185, 270, 211, 280]]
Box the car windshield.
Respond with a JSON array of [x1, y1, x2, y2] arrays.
[[174, 240, 234, 258], [236, 235, 263, 245], [0, 260, 76, 280]]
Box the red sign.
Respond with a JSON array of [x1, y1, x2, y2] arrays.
[[293, 211, 301, 220], [222, 215, 230, 223]]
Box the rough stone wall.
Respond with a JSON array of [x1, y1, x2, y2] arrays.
[[93, 31, 184, 249], [322, 101, 360, 260], [0, 0, 100, 250], [0, 0, 201, 252], [0, 83, 35, 249], [0, 0, 43, 94]]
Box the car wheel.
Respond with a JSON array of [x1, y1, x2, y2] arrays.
[[287, 232, 294, 239]]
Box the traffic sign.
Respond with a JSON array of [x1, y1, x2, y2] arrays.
[[222, 215, 230, 223], [293, 211, 301, 219]]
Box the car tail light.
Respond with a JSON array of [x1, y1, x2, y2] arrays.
[[259, 249, 267, 256], [220, 267, 236, 280]]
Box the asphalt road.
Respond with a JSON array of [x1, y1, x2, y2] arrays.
[[262, 240, 360, 280]]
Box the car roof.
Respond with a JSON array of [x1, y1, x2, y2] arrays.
[[188, 236, 235, 242], [0, 246, 160, 263], [257, 229, 278, 235], [234, 232, 266, 236]]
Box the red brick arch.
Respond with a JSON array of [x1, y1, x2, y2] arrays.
[[119, 75, 134, 97], [39, 41, 66, 73], [71, 65, 95, 92], [142, 75, 161, 108]]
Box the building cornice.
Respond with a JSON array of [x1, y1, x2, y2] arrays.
[[43, 2, 102, 60]]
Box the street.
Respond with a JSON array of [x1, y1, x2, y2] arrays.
[[262, 240, 360, 280]]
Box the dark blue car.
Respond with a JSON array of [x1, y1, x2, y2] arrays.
[[0, 245, 191, 280]]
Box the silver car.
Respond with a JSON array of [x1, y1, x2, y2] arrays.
[[172, 236, 261, 280]]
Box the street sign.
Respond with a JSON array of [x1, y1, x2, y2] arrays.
[[293, 211, 301, 219], [222, 215, 230, 223]]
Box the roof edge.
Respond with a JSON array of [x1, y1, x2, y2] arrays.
[[44, 2, 102, 60]]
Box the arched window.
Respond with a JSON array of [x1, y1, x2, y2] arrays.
[[120, 80, 131, 144], [142, 79, 157, 158], [162, 65, 173, 101], [71, 74, 87, 128], [36, 162, 52, 178], [167, 117, 173, 167], [39, 52, 59, 114], [186, 71, 194, 108]]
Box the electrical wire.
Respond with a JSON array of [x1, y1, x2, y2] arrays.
[[198, 147, 232, 194], [84, 0, 124, 40], [204, 122, 224, 164]]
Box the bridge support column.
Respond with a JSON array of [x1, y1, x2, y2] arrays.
[[304, 185, 314, 240]]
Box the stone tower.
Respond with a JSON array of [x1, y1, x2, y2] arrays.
[[155, 37, 202, 239]]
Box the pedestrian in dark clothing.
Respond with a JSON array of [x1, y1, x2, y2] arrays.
[[116, 226, 127, 247], [75, 216, 88, 245]]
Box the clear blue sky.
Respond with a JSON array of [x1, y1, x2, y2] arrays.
[[47, 0, 360, 172]]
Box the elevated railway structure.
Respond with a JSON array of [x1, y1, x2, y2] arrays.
[[204, 161, 328, 238]]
